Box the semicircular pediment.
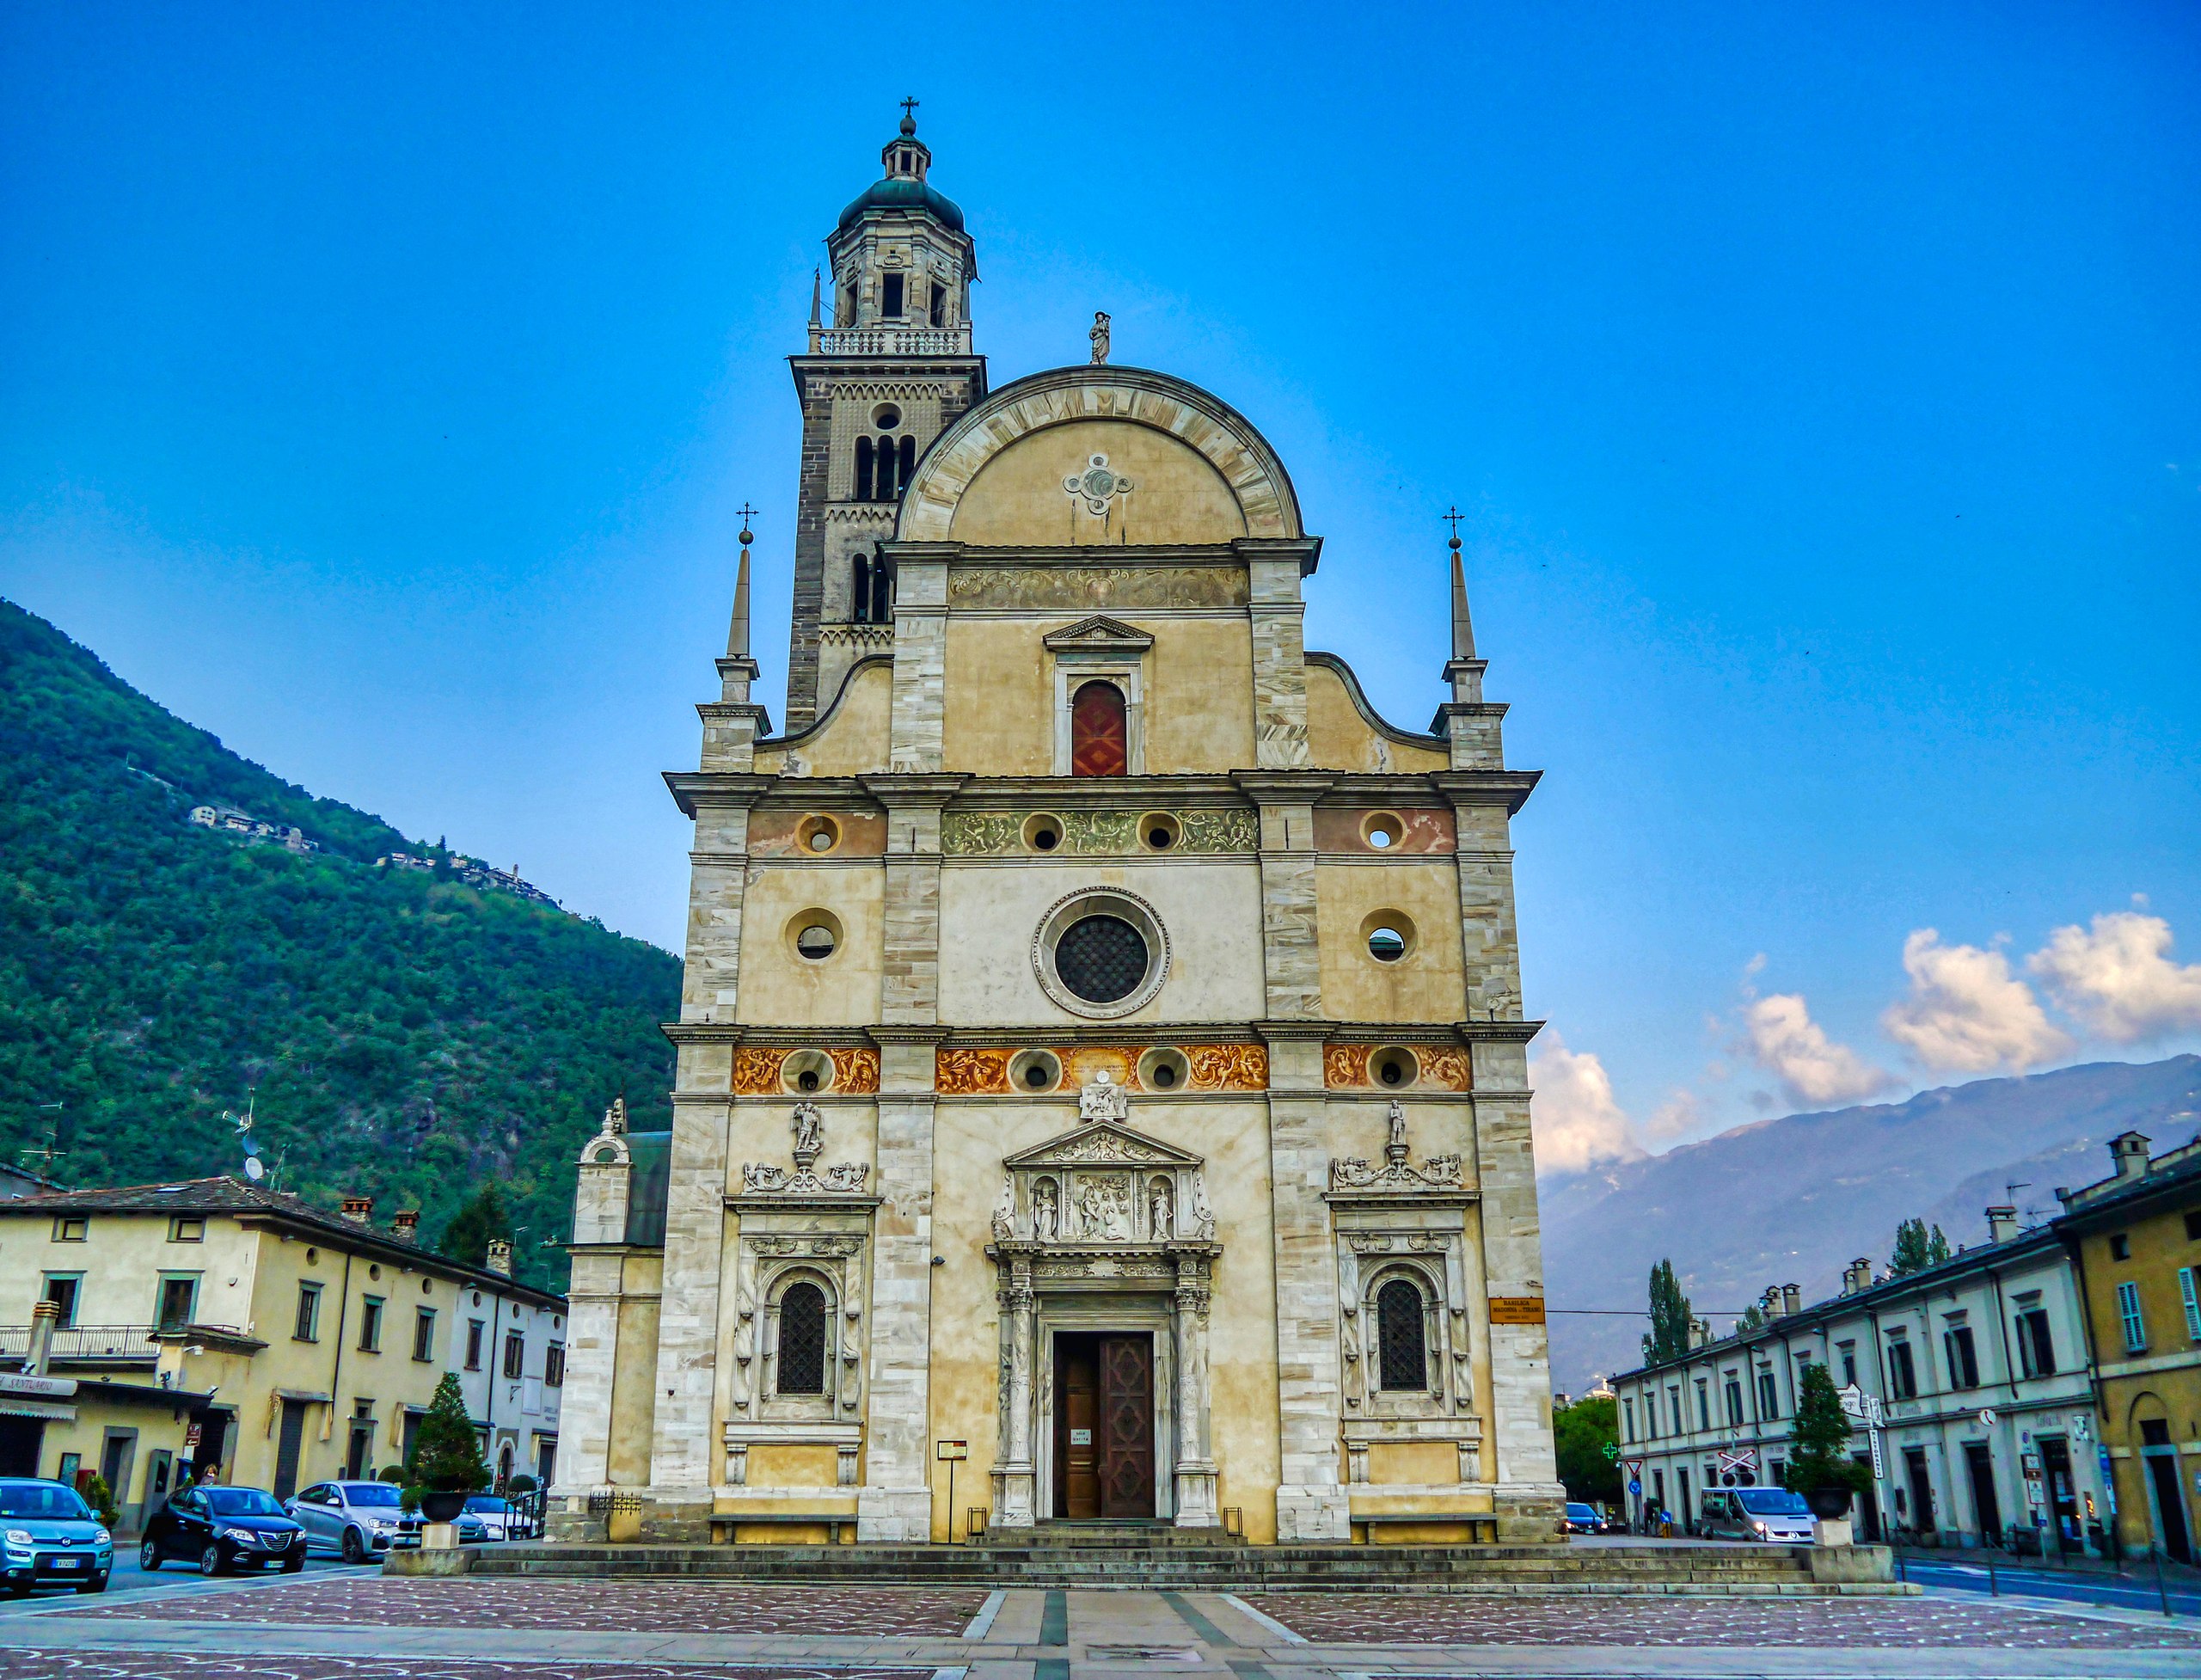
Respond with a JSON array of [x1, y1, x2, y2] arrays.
[[898, 365, 1302, 545]]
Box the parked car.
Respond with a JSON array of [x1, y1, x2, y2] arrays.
[[1698, 1486, 1816, 1543], [286, 1481, 421, 1562], [141, 1485, 305, 1576], [1561, 1501, 1610, 1535], [462, 1495, 518, 1542], [0, 1478, 112, 1596]]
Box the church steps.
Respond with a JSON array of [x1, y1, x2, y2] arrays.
[[432, 1542, 1913, 1593]]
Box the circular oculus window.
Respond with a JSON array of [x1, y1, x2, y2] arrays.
[[1033, 888, 1170, 1020]]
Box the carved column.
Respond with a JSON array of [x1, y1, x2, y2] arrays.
[[993, 1257, 1038, 1529], [1173, 1253, 1219, 1527]]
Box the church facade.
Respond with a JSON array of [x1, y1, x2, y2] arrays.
[[552, 114, 1563, 1547]]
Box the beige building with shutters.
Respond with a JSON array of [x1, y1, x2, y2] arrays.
[[553, 113, 1563, 1548]]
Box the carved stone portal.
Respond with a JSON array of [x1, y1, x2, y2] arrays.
[[987, 1102, 1220, 1529]]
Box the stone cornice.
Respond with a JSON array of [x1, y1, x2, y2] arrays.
[[662, 1022, 747, 1045], [1427, 769, 1543, 813], [866, 1024, 953, 1045], [1231, 771, 1340, 803], [662, 772, 773, 819], [856, 773, 969, 807], [1232, 535, 1323, 576]]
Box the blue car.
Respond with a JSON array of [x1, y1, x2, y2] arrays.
[[0, 1479, 112, 1596]]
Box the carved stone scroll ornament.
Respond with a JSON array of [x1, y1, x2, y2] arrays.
[[991, 1174, 1017, 1242], [1328, 1100, 1465, 1192], [1077, 1070, 1131, 1125]]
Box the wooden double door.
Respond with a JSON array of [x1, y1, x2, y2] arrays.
[[1053, 1333, 1155, 1519]]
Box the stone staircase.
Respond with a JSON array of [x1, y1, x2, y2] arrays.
[[426, 1530, 1912, 1594]]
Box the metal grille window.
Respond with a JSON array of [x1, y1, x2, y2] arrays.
[[1376, 1278, 1428, 1392], [777, 1282, 828, 1395], [2118, 1280, 2147, 1353], [1054, 915, 1148, 1004]]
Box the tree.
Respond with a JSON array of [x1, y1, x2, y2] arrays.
[[1553, 1395, 1622, 1505], [1733, 1303, 1768, 1334], [1780, 1362, 1869, 1497], [1888, 1217, 1952, 1278], [81, 1473, 119, 1530], [439, 1184, 512, 1269], [401, 1370, 491, 1511], [1642, 1259, 1692, 1364]]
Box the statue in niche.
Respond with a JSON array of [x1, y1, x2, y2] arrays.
[[1388, 1098, 1409, 1153], [1078, 1070, 1131, 1126], [991, 1174, 1016, 1242], [1033, 1178, 1060, 1241], [792, 1102, 824, 1162], [1149, 1177, 1174, 1240]]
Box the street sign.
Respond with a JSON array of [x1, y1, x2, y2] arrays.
[[1977, 1408, 1998, 1428], [1601, 1440, 1618, 1461], [1628, 1479, 1642, 1497], [1838, 1382, 1867, 1421], [1867, 1427, 1884, 1481], [1622, 1459, 1645, 1481], [935, 1440, 968, 1461]]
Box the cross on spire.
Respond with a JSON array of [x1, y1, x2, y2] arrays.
[[899, 95, 919, 136], [736, 503, 758, 536], [1442, 505, 1465, 547]]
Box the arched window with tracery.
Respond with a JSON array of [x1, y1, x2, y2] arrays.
[[851, 555, 871, 623], [870, 558, 893, 624], [1070, 680, 1128, 777], [854, 437, 874, 502], [776, 1281, 828, 1395], [1376, 1278, 1429, 1392]]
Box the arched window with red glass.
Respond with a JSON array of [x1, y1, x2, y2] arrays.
[[1070, 680, 1128, 777]]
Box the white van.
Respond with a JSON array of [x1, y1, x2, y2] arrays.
[[1698, 1485, 1815, 1542]]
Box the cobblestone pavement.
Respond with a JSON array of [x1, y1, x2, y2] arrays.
[[61, 1576, 987, 1635], [0, 1659, 934, 1680], [1251, 1590, 2201, 1648]]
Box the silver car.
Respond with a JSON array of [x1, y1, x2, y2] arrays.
[[285, 1481, 420, 1562]]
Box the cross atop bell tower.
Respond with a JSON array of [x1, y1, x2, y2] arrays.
[[784, 107, 987, 729]]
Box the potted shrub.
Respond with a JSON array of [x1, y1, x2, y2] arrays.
[[1781, 1363, 1871, 1523], [402, 1372, 491, 1527]]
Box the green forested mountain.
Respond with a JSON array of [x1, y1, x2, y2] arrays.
[[0, 599, 679, 1289]]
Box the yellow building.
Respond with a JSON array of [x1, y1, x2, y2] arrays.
[[0, 1179, 567, 1532], [554, 114, 1562, 1548], [2057, 1131, 2201, 1562]]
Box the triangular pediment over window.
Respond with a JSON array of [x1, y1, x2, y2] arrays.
[[1003, 1119, 1202, 1172], [1041, 616, 1155, 654]]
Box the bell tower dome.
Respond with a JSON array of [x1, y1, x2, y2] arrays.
[[787, 102, 986, 728]]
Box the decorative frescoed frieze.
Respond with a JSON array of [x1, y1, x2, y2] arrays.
[[947, 565, 1251, 611], [732, 1046, 881, 1096], [935, 1041, 1267, 1096], [1324, 1041, 1472, 1092], [941, 806, 1259, 856]]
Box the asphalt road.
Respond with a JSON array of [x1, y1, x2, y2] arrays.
[[10, 1547, 357, 1602], [1904, 1554, 2201, 1618]]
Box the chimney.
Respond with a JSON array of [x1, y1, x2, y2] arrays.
[[391, 1210, 420, 1242], [340, 1195, 373, 1226], [484, 1238, 512, 1277], [1781, 1283, 1802, 1317], [1688, 1317, 1711, 1349], [2109, 1131, 2152, 1182], [1985, 1205, 2019, 1245], [24, 1300, 58, 1376]]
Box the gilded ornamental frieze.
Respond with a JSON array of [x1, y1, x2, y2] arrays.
[[732, 1045, 881, 1096]]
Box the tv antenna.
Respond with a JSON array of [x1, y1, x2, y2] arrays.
[[224, 1092, 267, 1182], [19, 1103, 67, 1175]]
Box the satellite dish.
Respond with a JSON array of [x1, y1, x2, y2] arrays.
[[241, 1137, 260, 1158], [243, 1156, 265, 1180]]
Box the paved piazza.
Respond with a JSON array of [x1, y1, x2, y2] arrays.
[[5, 1571, 2201, 1678]]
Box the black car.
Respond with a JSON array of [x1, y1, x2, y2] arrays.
[[141, 1484, 307, 1576]]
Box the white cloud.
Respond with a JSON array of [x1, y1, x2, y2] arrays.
[[2030, 909, 2201, 1043], [1741, 991, 1898, 1105], [1644, 1089, 1705, 1142], [1882, 929, 2071, 1073], [1529, 1031, 1643, 1174]]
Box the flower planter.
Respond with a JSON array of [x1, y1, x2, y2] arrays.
[[1805, 1486, 1854, 1520], [419, 1490, 469, 1524]]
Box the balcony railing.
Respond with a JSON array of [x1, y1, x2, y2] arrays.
[[807, 325, 971, 357], [0, 1323, 159, 1363]]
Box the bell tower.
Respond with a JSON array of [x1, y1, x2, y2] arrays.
[[786, 103, 986, 729]]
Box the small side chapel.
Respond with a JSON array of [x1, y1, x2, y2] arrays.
[[552, 112, 1564, 1548]]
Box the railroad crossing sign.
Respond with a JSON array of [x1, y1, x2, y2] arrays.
[[1716, 1447, 1758, 1482]]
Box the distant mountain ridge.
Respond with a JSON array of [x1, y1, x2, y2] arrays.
[[0, 598, 681, 1287], [1541, 1056, 2201, 1392]]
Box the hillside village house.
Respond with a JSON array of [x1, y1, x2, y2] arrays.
[[1614, 1207, 2106, 1554], [0, 1180, 566, 1531], [2056, 1131, 2201, 1563], [551, 113, 1562, 1548]]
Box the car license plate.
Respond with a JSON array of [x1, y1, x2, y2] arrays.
[[51, 1556, 83, 1569]]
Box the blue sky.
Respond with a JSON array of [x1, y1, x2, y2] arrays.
[[4, 3, 2197, 1159]]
